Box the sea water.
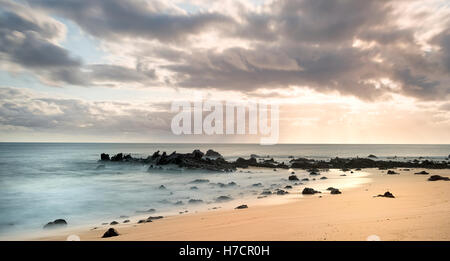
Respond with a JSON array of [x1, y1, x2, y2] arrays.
[[0, 143, 448, 239]]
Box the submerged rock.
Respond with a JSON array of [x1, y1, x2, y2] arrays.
[[102, 228, 119, 238], [188, 199, 203, 204], [216, 196, 233, 202], [136, 208, 156, 214], [190, 179, 210, 184], [43, 219, 67, 229], [302, 187, 321, 195]]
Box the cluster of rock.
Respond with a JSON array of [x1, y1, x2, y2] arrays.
[[100, 150, 450, 172]]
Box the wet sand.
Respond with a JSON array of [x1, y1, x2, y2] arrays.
[[36, 168, 450, 241]]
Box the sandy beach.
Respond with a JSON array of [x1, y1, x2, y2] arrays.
[[35, 168, 450, 241]]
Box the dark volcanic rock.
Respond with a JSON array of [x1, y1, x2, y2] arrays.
[[330, 189, 342, 194], [415, 171, 429, 175], [136, 208, 156, 214], [123, 220, 130, 223], [190, 179, 210, 184], [188, 199, 203, 204], [216, 196, 233, 202], [110, 221, 118, 225], [102, 228, 119, 238], [100, 153, 110, 161], [326, 187, 336, 191], [428, 175, 450, 181], [302, 187, 321, 195], [284, 185, 293, 189], [276, 189, 289, 195], [288, 175, 299, 181], [235, 205, 248, 209], [205, 149, 222, 158], [43, 219, 67, 229], [147, 216, 164, 221], [376, 191, 395, 198], [387, 170, 399, 175], [320, 176, 327, 180], [110, 153, 123, 161]]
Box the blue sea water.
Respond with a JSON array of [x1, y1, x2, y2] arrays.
[[0, 143, 448, 239]]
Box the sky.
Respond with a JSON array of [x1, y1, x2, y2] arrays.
[[0, 0, 449, 144]]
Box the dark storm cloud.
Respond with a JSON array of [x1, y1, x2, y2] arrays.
[[3, 0, 449, 101], [27, 0, 234, 42], [0, 0, 158, 86]]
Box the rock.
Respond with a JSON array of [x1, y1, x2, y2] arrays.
[[330, 189, 342, 194], [320, 176, 327, 180], [110, 221, 118, 225], [284, 185, 293, 189], [147, 216, 163, 221], [190, 186, 198, 190], [43, 219, 67, 229], [355, 168, 362, 171], [368, 154, 377, 158], [428, 175, 450, 181], [188, 199, 203, 204], [340, 174, 347, 176], [260, 190, 272, 195], [376, 191, 395, 198], [387, 170, 399, 175], [252, 183, 263, 187], [326, 187, 336, 191], [123, 220, 130, 223], [216, 196, 233, 202], [309, 171, 320, 176], [174, 201, 184, 205], [100, 153, 110, 161], [291, 171, 295, 174], [159, 185, 166, 190], [191, 149, 204, 159], [288, 175, 299, 181], [302, 178, 309, 181], [276, 189, 289, 195], [137, 219, 150, 224], [414, 171, 429, 175], [235, 205, 248, 209], [136, 208, 156, 214], [302, 187, 321, 195], [189, 179, 210, 184], [205, 149, 222, 158], [110, 153, 123, 161], [102, 228, 119, 238]]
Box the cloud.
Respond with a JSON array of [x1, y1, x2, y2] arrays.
[[1, 0, 447, 102], [27, 0, 234, 42], [0, 87, 172, 134]]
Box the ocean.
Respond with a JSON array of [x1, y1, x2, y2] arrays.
[[0, 143, 449, 239]]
